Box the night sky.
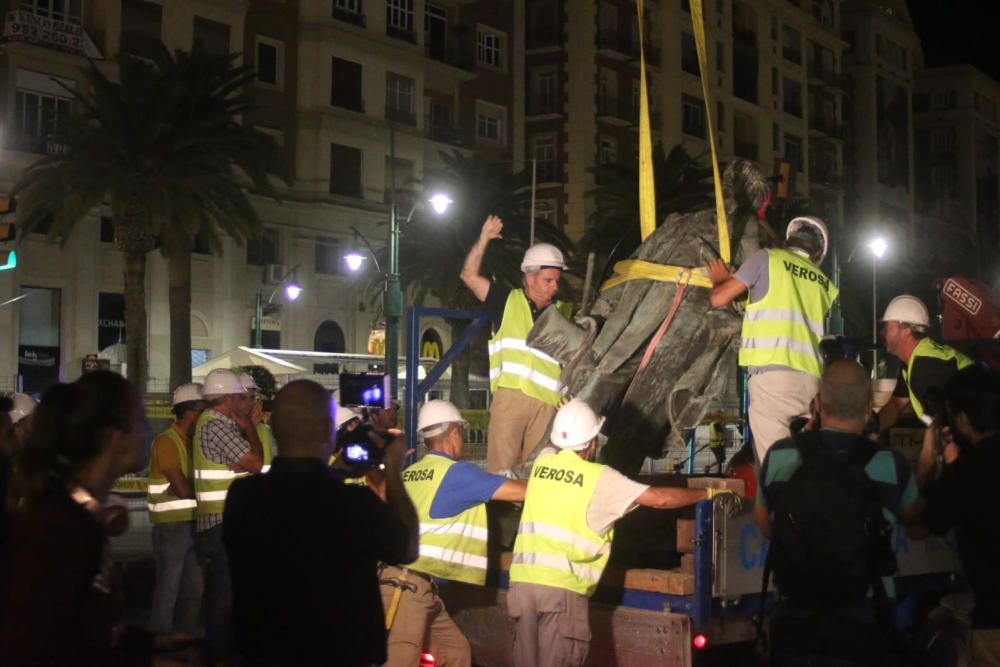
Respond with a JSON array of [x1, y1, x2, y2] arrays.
[[907, 0, 1000, 80]]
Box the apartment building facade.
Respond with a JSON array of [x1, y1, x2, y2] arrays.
[[0, 0, 523, 392]]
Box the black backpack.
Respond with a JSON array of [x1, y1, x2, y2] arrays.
[[763, 430, 896, 611]]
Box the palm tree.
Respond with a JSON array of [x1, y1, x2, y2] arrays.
[[382, 149, 572, 406], [14, 47, 279, 391], [584, 142, 713, 274]]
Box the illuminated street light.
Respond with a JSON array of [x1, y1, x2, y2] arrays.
[[428, 193, 453, 215], [344, 250, 365, 272], [869, 237, 888, 259]]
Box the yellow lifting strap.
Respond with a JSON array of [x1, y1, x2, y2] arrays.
[[607, 0, 729, 292]]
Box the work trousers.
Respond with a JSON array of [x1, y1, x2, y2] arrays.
[[507, 582, 591, 667], [380, 565, 471, 667], [149, 521, 202, 635], [748, 370, 819, 464], [193, 524, 232, 666], [487, 387, 556, 474]]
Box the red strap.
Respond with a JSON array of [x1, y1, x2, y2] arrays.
[[622, 271, 691, 404]]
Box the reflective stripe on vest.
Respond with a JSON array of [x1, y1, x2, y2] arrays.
[[259, 422, 274, 473], [902, 338, 975, 421], [147, 425, 196, 523], [738, 248, 838, 378], [488, 289, 570, 406], [192, 410, 249, 515], [403, 453, 489, 584], [509, 449, 612, 597]]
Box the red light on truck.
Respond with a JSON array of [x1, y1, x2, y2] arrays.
[[692, 633, 708, 650]]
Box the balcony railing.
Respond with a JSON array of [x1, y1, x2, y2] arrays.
[[807, 63, 840, 85], [527, 98, 560, 116], [528, 26, 560, 49]]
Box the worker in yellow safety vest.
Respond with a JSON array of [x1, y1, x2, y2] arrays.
[[707, 216, 838, 464], [508, 399, 721, 667], [238, 371, 274, 471], [460, 214, 572, 474], [380, 400, 526, 667], [147, 382, 205, 637], [877, 295, 974, 432], [191, 368, 264, 665]]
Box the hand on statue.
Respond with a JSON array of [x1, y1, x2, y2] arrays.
[[705, 258, 733, 286], [480, 215, 503, 242]]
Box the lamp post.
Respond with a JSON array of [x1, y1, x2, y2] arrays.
[[254, 265, 302, 349], [347, 195, 452, 398], [846, 236, 887, 374]]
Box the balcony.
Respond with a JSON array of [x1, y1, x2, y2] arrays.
[[426, 124, 464, 146], [597, 98, 633, 126], [333, 5, 366, 28], [385, 105, 416, 125], [807, 63, 840, 86], [528, 26, 561, 50], [424, 41, 475, 71], [331, 97, 365, 114], [8, 133, 69, 156], [596, 29, 632, 58], [733, 27, 757, 47], [535, 162, 560, 184], [810, 168, 842, 188]]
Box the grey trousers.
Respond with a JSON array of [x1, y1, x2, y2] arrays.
[[507, 582, 591, 667]]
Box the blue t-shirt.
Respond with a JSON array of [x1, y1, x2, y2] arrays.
[[423, 452, 507, 519]]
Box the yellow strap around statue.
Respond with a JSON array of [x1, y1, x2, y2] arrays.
[[602, 259, 713, 291], [691, 0, 730, 264], [616, 0, 728, 294], [636, 0, 655, 242]]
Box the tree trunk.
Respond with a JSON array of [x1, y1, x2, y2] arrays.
[[168, 245, 193, 391], [122, 249, 149, 393], [448, 318, 471, 408]]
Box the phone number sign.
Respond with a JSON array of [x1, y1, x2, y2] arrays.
[[4, 11, 102, 59]]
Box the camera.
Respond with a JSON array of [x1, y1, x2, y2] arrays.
[[336, 424, 387, 475], [339, 372, 390, 409]]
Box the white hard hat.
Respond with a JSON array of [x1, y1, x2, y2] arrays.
[[417, 400, 467, 439], [550, 399, 605, 450], [521, 243, 567, 272], [202, 369, 247, 398], [336, 405, 361, 429], [785, 216, 829, 264], [880, 295, 930, 329], [172, 382, 204, 406], [237, 372, 259, 391], [8, 392, 36, 424]]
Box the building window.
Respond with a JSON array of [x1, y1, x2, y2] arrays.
[[476, 101, 505, 143], [529, 66, 558, 115], [192, 348, 211, 367], [329, 143, 363, 197], [246, 228, 279, 266], [783, 78, 802, 117], [477, 26, 504, 69], [716, 101, 725, 132], [784, 133, 802, 170], [255, 37, 283, 88], [386, 0, 415, 43], [532, 134, 557, 182], [781, 24, 801, 64], [334, 0, 365, 26], [331, 56, 364, 112], [14, 85, 72, 155], [930, 165, 954, 193], [193, 16, 231, 57], [100, 213, 114, 243], [681, 94, 706, 138], [315, 236, 342, 275], [385, 73, 415, 124], [930, 126, 956, 153], [773, 122, 780, 151], [20, 0, 81, 23], [932, 91, 957, 111], [681, 32, 699, 76], [598, 135, 618, 165], [424, 3, 447, 61]]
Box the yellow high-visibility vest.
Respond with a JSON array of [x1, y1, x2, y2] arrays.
[[193, 410, 249, 516], [738, 248, 838, 378], [488, 289, 571, 406], [404, 453, 489, 585], [147, 425, 196, 523], [258, 422, 274, 472], [903, 338, 974, 422], [509, 449, 612, 597]]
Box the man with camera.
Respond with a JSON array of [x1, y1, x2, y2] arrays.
[[380, 400, 527, 667], [224, 380, 419, 667]]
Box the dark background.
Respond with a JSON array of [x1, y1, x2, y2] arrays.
[[908, 0, 1000, 79]]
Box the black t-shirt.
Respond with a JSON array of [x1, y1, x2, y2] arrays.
[[922, 435, 1000, 629], [224, 456, 412, 666], [893, 352, 963, 411], [483, 283, 549, 331]]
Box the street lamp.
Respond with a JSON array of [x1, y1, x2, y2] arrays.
[[847, 236, 888, 374], [353, 192, 452, 398], [254, 265, 302, 349]]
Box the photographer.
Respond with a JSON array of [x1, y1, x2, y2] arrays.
[[224, 380, 418, 667], [916, 366, 1000, 665]]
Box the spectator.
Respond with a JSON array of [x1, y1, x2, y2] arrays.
[[192, 368, 264, 666], [224, 380, 418, 667], [508, 400, 712, 667], [381, 400, 526, 667], [369, 398, 401, 431], [917, 366, 1000, 665], [0, 372, 150, 666], [147, 382, 204, 640], [755, 360, 918, 666]]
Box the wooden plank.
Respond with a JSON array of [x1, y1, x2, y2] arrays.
[[680, 553, 695, 575], [676, 518, 695, 553], [623, 568, 695, 595], [686, 476, 746, 495]]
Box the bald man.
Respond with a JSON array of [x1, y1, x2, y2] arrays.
[[224, 380, 419, 667]]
